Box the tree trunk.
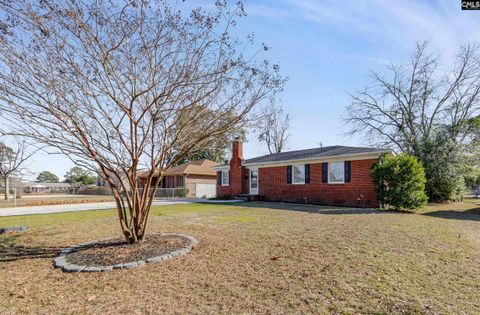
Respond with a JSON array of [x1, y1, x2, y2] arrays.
[[122, 220, 146, 244], [4, 177, 9, 201], [112, 192, 149, 245]]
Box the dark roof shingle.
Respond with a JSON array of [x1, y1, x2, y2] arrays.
[[138, 159, 219, 177], [244, 145, 390, 165]]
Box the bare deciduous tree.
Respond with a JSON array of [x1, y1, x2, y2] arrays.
[[257, 103, 290, 154], [344, 41, 480, 200], [0, 138, 35, 200], [344, 41, 480, 154], [0, 1, 283, 243]]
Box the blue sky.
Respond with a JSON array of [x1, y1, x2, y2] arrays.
[[22, 0, 480, 179]]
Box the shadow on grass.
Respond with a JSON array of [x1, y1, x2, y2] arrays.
[[0, 236, 62, 262], [228, 201, 480, 221], [228, 201, 380, 215], [423, 208, 480, 222]]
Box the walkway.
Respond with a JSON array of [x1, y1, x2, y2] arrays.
[[0, 199, 242, 217]]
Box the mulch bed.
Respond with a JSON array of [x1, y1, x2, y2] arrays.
[[65, 234, 189, 267]]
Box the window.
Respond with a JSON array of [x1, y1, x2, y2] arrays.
[[221, 170, 229, 186], [292, 164, 305, 184], [250, 170, 258, 188], [177, 175, 184, 187], [328, 162, 345, 183]]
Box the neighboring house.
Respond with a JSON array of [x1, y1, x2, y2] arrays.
[[96, 175, 108, 187], [23, 182, 71, 194], [0, 177, 23, 189], [138, 159, 220, 198], [96, 169, 127, 191], [214, 139, 393, 208]]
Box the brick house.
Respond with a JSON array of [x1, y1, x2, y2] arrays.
[[139, 159, 219, 198], [214, 139, 393, 208]]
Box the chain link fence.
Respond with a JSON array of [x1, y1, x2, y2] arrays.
[[139, 187, 189, 198], [0, 184, 218, 209]]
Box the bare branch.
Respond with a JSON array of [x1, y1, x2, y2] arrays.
[[0, 136, 38, 200], [257, 103, 290, 154], [0, 0, 284, 243], [344, 41, 480, 154]]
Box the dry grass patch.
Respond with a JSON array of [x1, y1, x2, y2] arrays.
[[0, 195, 114, 208], [1, 201, 480, 314]]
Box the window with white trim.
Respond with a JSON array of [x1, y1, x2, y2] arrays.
[[328, 162, 345, 183], [292, 164, 305, 184], [221, 170, 229, 186], [250, 170, 258, 188]]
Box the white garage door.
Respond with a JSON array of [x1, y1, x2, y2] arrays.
[[195, 184, 216, 198]]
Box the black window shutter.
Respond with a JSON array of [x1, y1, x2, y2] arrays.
[[322, 162, 328, 183], [345, 161, 351, 182], [229, 171, 231, 185], [287, 165, 292, 184], [305, 164, 310, 183], [217, 171, 222, 185]]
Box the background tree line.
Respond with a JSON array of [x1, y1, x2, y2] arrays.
[[35, 167, 96, 186], [345, 41, 480, 202]]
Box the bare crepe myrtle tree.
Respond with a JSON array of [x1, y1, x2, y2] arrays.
[[0, 0, 284, 243], [0, 137, 36, 201], [257, 103, 290, 154]]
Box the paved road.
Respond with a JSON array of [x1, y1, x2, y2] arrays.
[[0, 199, 242, 217]]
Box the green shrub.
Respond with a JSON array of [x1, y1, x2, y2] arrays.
[[417, 137, 466, 202], [372, 154, 428, 211]]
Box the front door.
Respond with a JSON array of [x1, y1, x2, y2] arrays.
[[249, 169, 259, 195]]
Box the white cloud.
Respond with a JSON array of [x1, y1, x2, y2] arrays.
[[252, 0, 480, 58]]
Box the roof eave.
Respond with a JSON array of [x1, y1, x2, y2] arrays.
[[243, 150, 394, 168], [212, 165, 230, 170]]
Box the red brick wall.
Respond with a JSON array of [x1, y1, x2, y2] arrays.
[[216, 167, 249, 197], [258, 159, 379, 208], [217, 174, 231, 198], [229, 140, 243, 196], [241, 166, 249, 194], [216, 139, 245, 198]]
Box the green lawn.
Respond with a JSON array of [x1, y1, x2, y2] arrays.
[[1, 201, 480, 314]]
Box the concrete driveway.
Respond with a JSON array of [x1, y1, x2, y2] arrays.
[[0, 199, 242, 217]]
